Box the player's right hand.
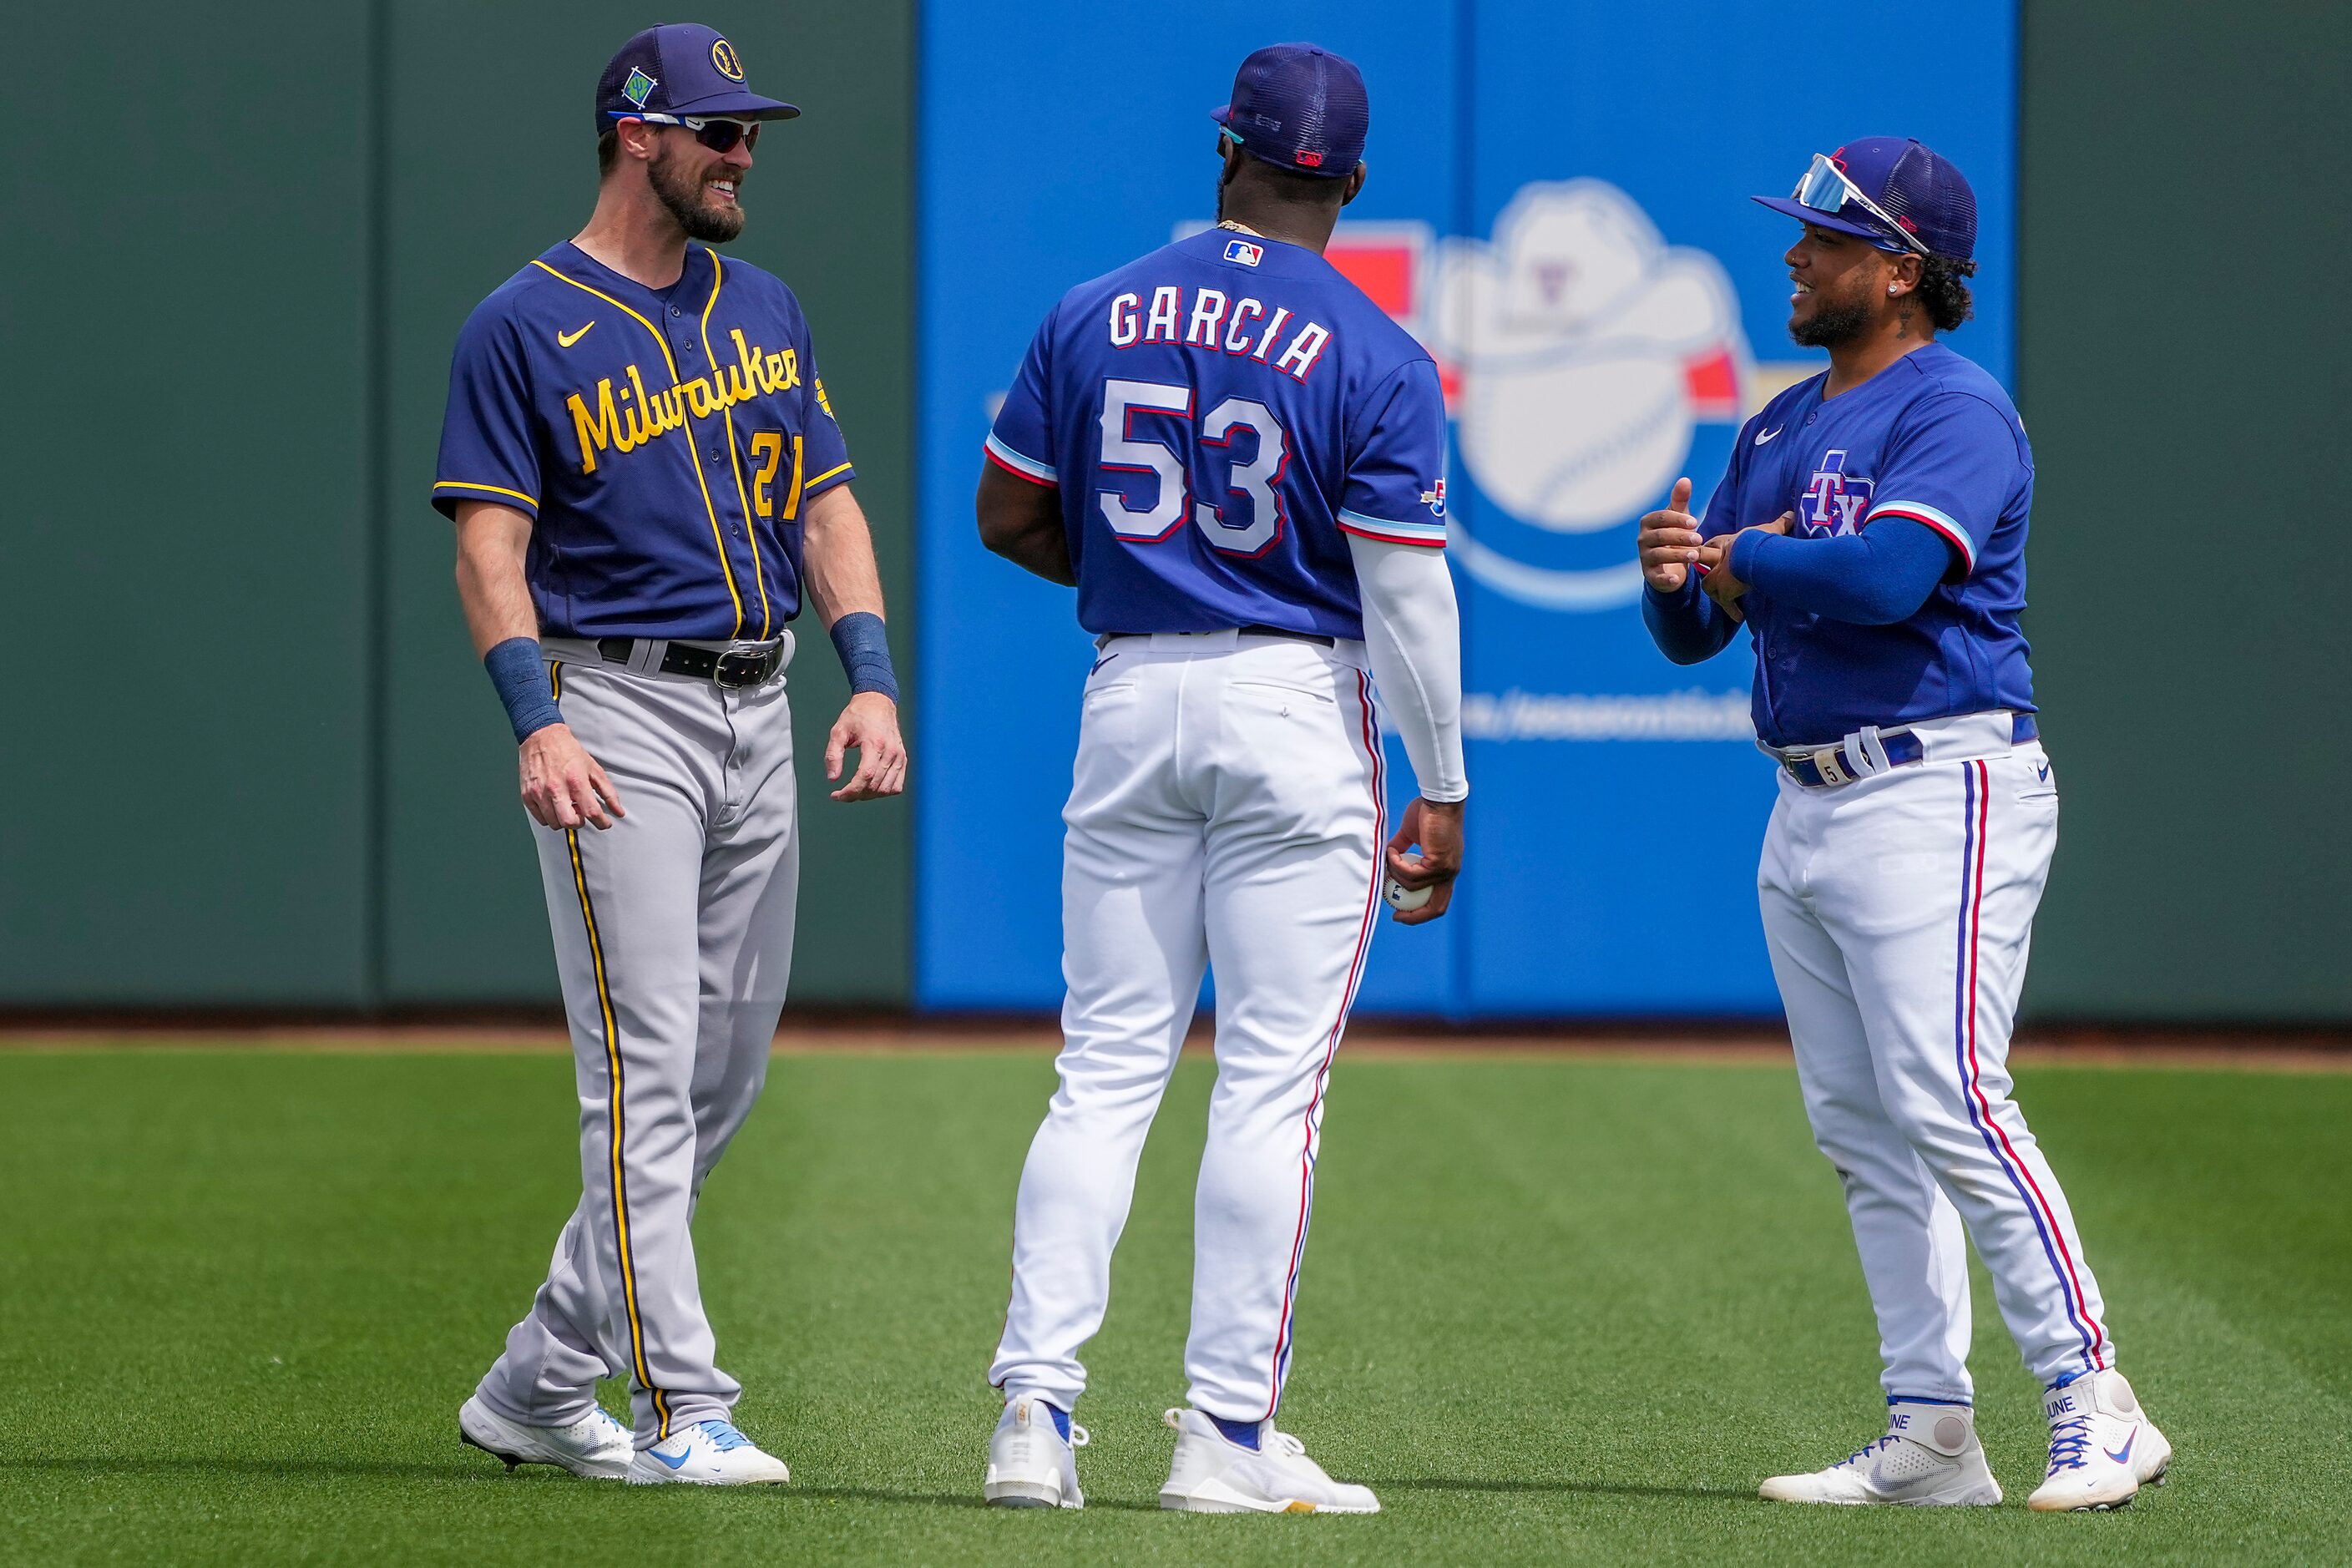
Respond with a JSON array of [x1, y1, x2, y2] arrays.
[[1384, 797, 1464, 926], [1637, 477, 1704, 594], [519, 723, 626, 832]]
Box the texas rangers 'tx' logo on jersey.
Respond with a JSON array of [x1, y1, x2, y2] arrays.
[[1801, 449, 1875, 536]]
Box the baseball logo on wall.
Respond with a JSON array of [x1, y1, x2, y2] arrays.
[[1321, 181, 1809, 611]]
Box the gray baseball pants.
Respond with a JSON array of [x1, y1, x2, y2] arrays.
[[472, 636, 798, 1448]]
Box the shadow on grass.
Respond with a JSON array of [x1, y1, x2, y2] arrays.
[[0, 1459, 1164, 1511], [1373, 1475, 1757, 1503], [0, 1456, 479, 1481], [794, 1485, 1156, 1512], [0, 1458, 1748, 1510]]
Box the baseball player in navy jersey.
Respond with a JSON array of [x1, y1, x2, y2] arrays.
[[432, 24, 905, 1486], [970, 45, 1465, 1515], [1638, 139, 2169, 1511]]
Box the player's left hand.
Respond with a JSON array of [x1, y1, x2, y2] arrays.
[[1384, 797, 1464, 926], [827, 692, 908, 802], [1697, 511, 1793, 619]]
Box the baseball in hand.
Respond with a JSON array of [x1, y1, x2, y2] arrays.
[[1383, 878, 1432, 913]]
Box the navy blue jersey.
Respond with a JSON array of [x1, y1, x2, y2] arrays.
[[986, 229, 1449, 639], [432, 241, 853, 641], [1701, 343, 2034, 746]]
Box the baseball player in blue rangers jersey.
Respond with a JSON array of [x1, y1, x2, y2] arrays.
[[970, 45, 1465, 1515], [433, 24, 905, 1487], [1637, 139, 2169, 1511]]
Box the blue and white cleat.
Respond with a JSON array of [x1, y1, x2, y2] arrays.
[[2028, 1369, 2171, 1512], [458, 1393, 632, 1480], [626, 1419, 791, 1486], [1759, 1401, 2001, 1505], [984, 1393, 1088, 1508]]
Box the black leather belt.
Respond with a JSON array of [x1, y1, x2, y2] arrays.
[[1241, 624, 1336, 647], [594, 636, 785, 690], [1103, 625, 1336, 648]]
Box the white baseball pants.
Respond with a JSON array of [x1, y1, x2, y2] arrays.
[[990, 630, 1387, 1423], [473, 645, 799, 1448], [1758, 718, 2116, 1400]]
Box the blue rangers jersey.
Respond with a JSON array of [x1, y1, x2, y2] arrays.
[[1686, 342, 2036, 746], [985, 228, 1449, 638], [432, 241, 853, 641]]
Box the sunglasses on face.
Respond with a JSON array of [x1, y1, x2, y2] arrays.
[[630, 113, 761, 154]]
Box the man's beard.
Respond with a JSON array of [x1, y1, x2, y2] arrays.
[[1790, 290, 1871, 347], [650, 144, 746, 242]]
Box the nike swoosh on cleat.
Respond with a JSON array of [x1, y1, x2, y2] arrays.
[[650, 1446, 690, 1470], [2103, 1429, 2137, 1465], [1754, 427, 1783, 445], [559, 321, 594, 347]]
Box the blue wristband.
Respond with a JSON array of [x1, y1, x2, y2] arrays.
[[484, 636, 564, 741], [828, 611, 899, 702]]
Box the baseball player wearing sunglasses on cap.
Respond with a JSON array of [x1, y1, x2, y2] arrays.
[[1637, 137, 2171, 1513], [436, 22, 905, 1489]]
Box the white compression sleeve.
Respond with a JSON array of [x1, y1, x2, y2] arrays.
[[1346, 531, 1468, 803]]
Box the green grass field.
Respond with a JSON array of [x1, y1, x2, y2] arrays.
[[0, 1045, 2344, 1565]]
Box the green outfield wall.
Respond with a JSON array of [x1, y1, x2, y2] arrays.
[[0, 2, 2341, 1019], [2016, 0, 2350, 1019], [374, 2, 914, 1006], [3, 3, 914, 1009]]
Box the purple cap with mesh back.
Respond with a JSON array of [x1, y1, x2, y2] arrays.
[[1753, 136, 1977, 261], [1211, 43, 1368, 180]]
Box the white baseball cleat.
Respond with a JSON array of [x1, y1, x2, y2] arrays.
[[2026, 1368, 2171, 1512], [984, 1394, 1088, 1508], [1759, 1400, 2003, 1506], [458, 1393, 633, 1480], [625, 1419, 791, 1485], [1157, 1407, 1380, 1515]]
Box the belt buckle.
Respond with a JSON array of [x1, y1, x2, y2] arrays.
[[712, 646, 769, 689], [1792, 746, 1853, 787]]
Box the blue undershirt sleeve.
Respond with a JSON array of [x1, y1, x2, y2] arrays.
[[1641, 575, 1741, 664], [1729, 517, 1958, 625]]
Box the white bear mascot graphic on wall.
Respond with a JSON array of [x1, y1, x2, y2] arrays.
[[1425, 180, 1753, 609]]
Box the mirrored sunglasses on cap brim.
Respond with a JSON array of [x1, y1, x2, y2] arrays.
[[621, 112, 761, 154], [1792, 153, 1928, 255]]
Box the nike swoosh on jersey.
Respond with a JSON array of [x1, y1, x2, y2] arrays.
[[1753, 426, 1783, 445], [558, 321, 595, 348]]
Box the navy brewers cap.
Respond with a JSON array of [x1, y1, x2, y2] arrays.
[[594, 23, 799, 135], [1753, 137, 1976, 262], [1211, 43, 1368, 179]]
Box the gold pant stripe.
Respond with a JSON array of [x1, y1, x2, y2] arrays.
[[566, 822, 670, 1439]]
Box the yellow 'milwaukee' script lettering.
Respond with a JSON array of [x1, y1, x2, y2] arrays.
[[564, 332, 802, 474]]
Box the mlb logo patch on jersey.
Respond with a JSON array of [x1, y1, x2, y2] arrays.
[[1222, 238, 1264, 267]]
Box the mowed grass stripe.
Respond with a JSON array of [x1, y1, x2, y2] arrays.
[[0, 1050, 2344, 1565]]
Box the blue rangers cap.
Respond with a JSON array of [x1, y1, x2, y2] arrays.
[[594, 23, 800, 135], [1753, 136, 1976, 261], [1211, 43, 1368, 180]]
